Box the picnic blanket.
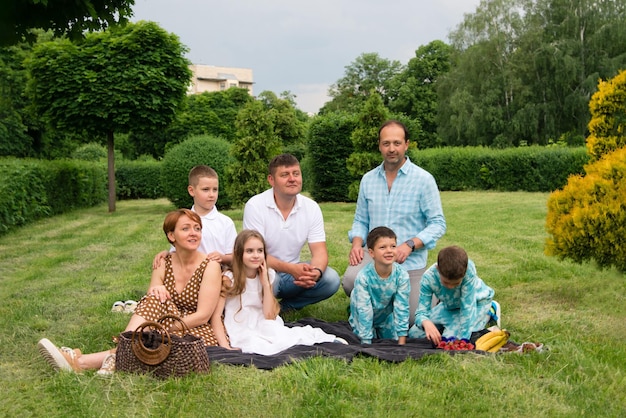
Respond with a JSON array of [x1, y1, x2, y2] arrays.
[[206, 318, 475, 370]]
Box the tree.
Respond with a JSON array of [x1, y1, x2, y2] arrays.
[[438, 0, 526, 147], [387, 40, 453, 148], [546, 70, 626, 271], [307, 112, 357, 202], [27, 21, 191, 212], [517, 0, 626, 144], [170, 87, 252, 143], [0, 0, 134, 46], [437, 0, 626, 147], [345, 92, 390, 200], [127, 87, 253, 159], [225, 100, 282, 207], [257, 91, 306, 145], [321, 52, 402, 114]]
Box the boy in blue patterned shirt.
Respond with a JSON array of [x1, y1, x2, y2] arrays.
[[349, 227, 410, 344], [408, 245, 494, 345]]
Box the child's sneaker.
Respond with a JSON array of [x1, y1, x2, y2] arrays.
[[487, 300, 502, 328], [97, 353, 116, 377], [333, 337, 349, 345], [37, 338, 82, 372]]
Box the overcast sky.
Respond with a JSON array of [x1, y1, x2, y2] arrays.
[[131, 0, 482, 114]]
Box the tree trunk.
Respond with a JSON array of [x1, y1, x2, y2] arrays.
[[107, 130, 116, 213]]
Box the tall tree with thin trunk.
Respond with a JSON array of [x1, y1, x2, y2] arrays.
[[26, 21, 191, 212]]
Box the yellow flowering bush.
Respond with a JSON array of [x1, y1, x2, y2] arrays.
[[586, 70, 626, 162], [546, 70, 626, 271]]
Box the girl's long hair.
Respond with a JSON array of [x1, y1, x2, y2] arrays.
[[225, 229, 268, 297]]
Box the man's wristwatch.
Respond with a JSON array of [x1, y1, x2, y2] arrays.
[[405, 239, 415, 252]]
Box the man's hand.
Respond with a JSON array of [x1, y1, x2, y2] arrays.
[[348, 245, 364, 266], [291, 263, 319, 288], [395, 244, 413, 264]]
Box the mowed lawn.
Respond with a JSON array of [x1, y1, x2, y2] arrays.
[[0, 191, 625, 417]]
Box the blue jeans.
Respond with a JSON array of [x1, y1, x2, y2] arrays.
[[274, 267, 340, 311]]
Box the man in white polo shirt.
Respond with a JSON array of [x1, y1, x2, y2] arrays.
[[243, 154, 340, 311]]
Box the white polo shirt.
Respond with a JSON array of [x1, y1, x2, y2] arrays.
[[243, 188, 326, 263]]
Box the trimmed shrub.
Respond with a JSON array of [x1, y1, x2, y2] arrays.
[[308, 113, 357, 202], [161, 135, 234, 209], [116, 160, 163, 199], [71, 142, 107, 161]]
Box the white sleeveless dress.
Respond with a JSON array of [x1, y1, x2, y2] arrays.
[[223, 269, 337, 355]]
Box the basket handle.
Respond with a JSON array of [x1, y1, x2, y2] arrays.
[[158, 314, 192, 335], [131, 320, 172, 366]]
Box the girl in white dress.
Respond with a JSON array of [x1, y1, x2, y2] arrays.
[[223, 230, 344, 355]]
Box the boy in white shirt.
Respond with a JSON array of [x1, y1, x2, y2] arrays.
[[154, 165, 236, 267]]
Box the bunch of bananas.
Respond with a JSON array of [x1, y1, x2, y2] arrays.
[[475, 329, 510, 352]]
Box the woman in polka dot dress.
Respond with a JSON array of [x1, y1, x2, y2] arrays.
[[37, 209, 231, 375]]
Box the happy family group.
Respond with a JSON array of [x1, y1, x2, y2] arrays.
[[37, 119, 500, 375]]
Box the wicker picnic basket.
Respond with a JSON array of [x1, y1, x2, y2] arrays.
[[115, 314, 210, 378]]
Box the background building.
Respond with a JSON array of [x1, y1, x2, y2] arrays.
[[188, 64, 254, 95]]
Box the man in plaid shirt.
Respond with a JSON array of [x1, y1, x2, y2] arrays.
[[343, 120, 446, 326]]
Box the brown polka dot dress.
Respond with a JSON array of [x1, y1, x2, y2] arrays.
[[134, 254, 219, 346]]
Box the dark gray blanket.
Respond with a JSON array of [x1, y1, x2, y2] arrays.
[[206, 318, 476, 370]]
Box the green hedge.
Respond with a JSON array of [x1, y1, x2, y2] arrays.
[[0, 159, 50, 233], [116, 161, 163, 200], [410, 146, 589, 192], [0, 146, 591, 235], [43, 160, 107, 214], [0, 158, 107, 234]]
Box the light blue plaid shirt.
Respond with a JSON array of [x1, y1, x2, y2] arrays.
[[348, 157, 446, 271]]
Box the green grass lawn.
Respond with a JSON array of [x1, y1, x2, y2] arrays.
[[1, 192, 625, 417]]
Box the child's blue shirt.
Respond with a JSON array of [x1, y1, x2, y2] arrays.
[[349, 262, 410, 344]]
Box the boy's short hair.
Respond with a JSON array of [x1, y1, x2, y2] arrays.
[[437, 245, 468, 281], [269, 154, 299, 176], [366, 226, 397, 249], [188, 165, 218, 186]]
